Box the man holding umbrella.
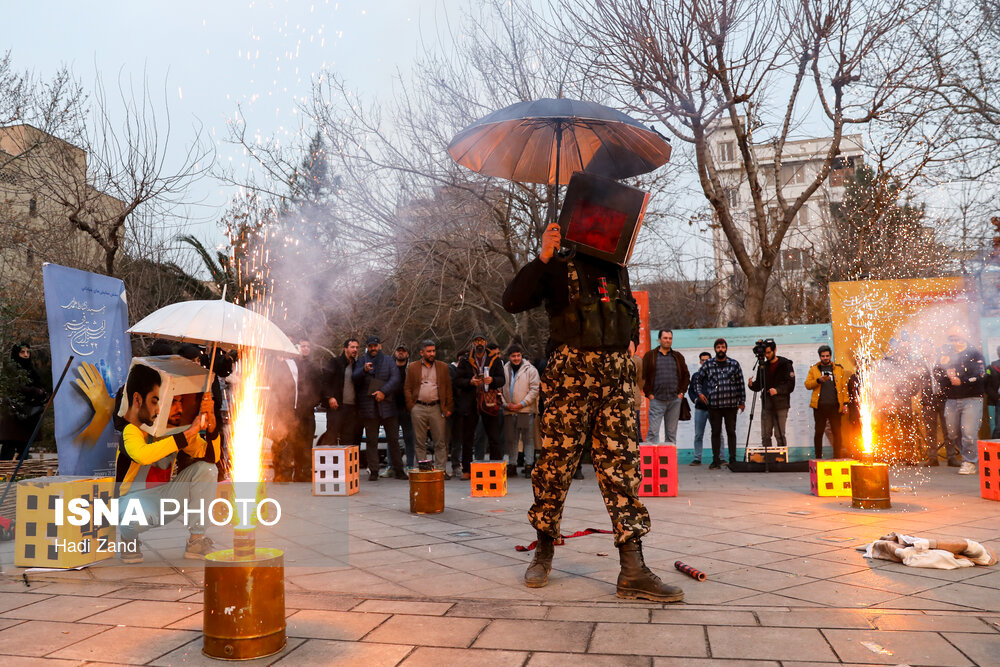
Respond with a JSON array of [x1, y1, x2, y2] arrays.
[[455, 95, 678, 602], [503, 224, 683, 603]]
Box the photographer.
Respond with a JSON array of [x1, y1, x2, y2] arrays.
[[747, 339, 795, 451], [804, 345, 848, 458]]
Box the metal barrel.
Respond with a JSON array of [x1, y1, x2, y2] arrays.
[[203, 548, 286, 660], [409, 469, 445, 514], [850, 463, 891, 510]]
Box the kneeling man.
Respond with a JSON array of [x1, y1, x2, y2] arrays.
[[115, 364, 220, 563]]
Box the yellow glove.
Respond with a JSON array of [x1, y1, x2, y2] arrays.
[[75, 361, 114, 447]]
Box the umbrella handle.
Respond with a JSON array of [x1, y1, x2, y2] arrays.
[[555, 245, 577, 262], [200, 341, 219, 431], [201, 282, 227, 431], [550, 121, 563, 225]]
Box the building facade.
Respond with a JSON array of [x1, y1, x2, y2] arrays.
[[705, 117, 864, 324]]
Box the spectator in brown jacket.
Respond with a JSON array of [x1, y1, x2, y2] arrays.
[[404, 340, 455, 476], [641, 330, 690, 443]]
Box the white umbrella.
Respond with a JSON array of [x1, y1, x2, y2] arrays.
[[128, 299, 298, 356]]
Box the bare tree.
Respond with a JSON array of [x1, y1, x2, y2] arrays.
[[224, 0, 685, 354], [1, 57, 212, 362], [561, 0, 949, 325], [14, 74, 211, 278]]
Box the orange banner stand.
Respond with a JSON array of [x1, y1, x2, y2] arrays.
[[634, 290, 650, 437]]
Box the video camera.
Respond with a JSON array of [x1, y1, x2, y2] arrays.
[[752, 338, 776, 359]]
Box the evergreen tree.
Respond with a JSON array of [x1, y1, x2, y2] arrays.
[[819, 165, 948, 282], [267, 131, 343, 336]]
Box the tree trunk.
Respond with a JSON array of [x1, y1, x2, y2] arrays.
[[742, 264, 772, 326]]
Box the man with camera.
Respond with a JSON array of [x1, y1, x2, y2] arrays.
[[453, 335, 506, 476], [502, 221, 683, 603], [804, 345, 848, 459], [748, 339, 795, 452]]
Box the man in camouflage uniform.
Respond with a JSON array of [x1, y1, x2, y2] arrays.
[[503, 222, 683, 603]]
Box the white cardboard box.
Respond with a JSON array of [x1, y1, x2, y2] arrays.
[[118, 355, 209, 437]]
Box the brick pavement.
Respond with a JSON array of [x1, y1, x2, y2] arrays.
[[1, 464, 998, 665]]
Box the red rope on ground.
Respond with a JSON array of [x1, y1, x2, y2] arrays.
[[515, 527, 613, 551]]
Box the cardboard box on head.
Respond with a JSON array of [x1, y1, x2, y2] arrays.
[[117, 355, 209, 438], [557, 171, 651, 266]]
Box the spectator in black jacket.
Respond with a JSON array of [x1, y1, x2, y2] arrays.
[[354, 336, 405, 480], [986, 346, 1000, 439], [318, 338, 360, 447], [934, 327, 986, 475], [687, 351, 712, 465], [748, 340, 795, 449], [448, 352, 468, 479], [453, 335, 506, 475], [394, 345, 415, 468]]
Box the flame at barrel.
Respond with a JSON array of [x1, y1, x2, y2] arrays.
[[230, 344, 265, 491], [857, 357, 875, 459]]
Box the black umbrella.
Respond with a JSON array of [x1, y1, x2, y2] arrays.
[[448, 98, 671, 220]]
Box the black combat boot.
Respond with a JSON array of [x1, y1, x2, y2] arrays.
[[524, 530, 555, 588], [616, 538, 684, 602]]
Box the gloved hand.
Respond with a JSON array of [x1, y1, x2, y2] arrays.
[[74, 361, 114, 447]]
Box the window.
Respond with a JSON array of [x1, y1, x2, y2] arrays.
[[796, 207, 809, 227], [718, 141, 735, 162], [829, 156, 858, 187], [29, 198, 37, 217], [725, 188, 739, 208], [0, 170, 17, 186], [778, 248, 806, 271], [781, 164, 805, 185]]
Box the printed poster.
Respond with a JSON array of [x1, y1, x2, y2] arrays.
[[43, 264, 131, 475]]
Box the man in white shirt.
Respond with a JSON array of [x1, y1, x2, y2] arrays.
[[503, 344, 540, 478]]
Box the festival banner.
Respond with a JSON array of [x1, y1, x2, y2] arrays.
[[669, 323, 834, 458], [829, 277, 978, 373], [42, 264, 131, 475]]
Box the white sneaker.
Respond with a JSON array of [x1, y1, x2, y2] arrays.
[[958, 462, 977, 475]]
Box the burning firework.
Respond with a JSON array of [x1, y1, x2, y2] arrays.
[[202, 228, 289, 660]]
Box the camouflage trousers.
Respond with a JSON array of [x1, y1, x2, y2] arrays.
[[529, 345, 650, 546]]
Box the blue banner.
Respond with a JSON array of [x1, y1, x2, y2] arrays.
[[43, 264, 131, 476]]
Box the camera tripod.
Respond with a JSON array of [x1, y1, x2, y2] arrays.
[[737, 354, 788, 473]]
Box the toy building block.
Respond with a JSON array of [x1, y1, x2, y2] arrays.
[[978, 440, 1000, 501], [471, 460, 507, 497], [15, 476, 116, 568], [313, 446, 360, 496], [809, 459, 857, 497], [638, 444, 678, 497]]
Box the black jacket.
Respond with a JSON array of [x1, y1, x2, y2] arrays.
[[321, 353, 356, 406], [748, 355, 795, 411], [502, 255, 639, 354], [394, 362, 409, 411], [295, 357, 322, 417], [985, 359, 1000, 403], [933, 347, 986, 400], [453, 348, 506, 417]]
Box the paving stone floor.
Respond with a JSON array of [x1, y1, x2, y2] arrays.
[[1, 463, 998, 665]]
